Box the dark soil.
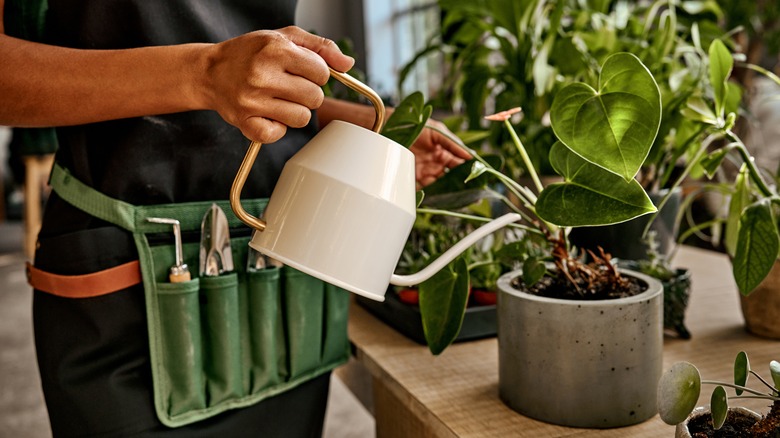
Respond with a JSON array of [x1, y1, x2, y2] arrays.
[[510, 264, 647, 300], [687, 403, 780, 438], [688, 410, 758, 437]]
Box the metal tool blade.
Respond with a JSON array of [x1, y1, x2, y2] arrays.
[[199, 203, 234, 276], [247, 240, 284, 272]]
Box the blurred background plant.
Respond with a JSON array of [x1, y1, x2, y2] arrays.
[[400, 0, 729, 194]]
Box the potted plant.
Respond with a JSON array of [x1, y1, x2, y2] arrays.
[[623, 231, 693, 339], [398, 49, 665, 428], [676, 38, 780, 338], [657, 352, 780, 437]]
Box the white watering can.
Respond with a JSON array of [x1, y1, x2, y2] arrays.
[[230, 70, 521, 301]]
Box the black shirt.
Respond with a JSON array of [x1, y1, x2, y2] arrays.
[[40, 0, 317, 236]]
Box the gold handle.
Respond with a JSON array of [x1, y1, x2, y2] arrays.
[[230, 68, 386, 230]]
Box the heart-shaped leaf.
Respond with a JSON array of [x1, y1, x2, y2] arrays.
[[657, 362, 702, 425], [550, 52, 661, 181], [536, 142, 656, 226], [733, 200, 780, 296], [419, 256, 470, 355]]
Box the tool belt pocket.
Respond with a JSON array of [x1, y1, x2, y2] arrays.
[[48, 162, 350, 429], [143, 232, 350, 428]]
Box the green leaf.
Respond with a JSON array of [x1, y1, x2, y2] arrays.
[[725, 82, 742, 117], [465, 161, 489, 184], [522, 257, 546, 286], [550, 52, 661, 181], [416, 190, 425, 208], [770, 361, 780, 394], [699, 144, 737, 179], [536, 142, 656, 226], [725, 165, 750, 257], [657, 362, 702, 425], [708, 39, 733, 119], [710, 386, 728, 430], [680, 0, 724, 20], [733, 200, 780, 296], [532, 36, 556, 96], [734, 351, 749, 396], [682, 96, 719, 125], [422, 155, 504, 197], [419, 256, 470, 355], [495, 241, 528, 267], [381, 92, 433, 148]]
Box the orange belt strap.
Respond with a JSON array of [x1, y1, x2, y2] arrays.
[[26, 261, 143, 298]]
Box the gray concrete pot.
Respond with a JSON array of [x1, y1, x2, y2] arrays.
[[675, 406, 761, 437], [497, 268, 663, 428]]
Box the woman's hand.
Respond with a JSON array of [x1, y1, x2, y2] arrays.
[[204, 26, 354, 144], [410, 119, 472, 188]]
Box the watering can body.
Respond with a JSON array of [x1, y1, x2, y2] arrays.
[[249, 121, 417, 301]]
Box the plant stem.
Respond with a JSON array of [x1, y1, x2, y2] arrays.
[[483, 167, 538, 208], [726, 130, 774, 198], [415, 207, 543, 235], [738, 62, 780, 87], [504, 119, 544, 194], [750, 370, 780, 394], [702, 381, 780, 400], [641, 133, 716, 238]]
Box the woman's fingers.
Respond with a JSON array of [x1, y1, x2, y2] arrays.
[[206, 26, 350, 142]]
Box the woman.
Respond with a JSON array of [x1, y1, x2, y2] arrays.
[[1, 0, 469, 436]]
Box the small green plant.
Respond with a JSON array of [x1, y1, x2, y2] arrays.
[[636, 231, 676, 282], [658, 352, 780, 436], [675, 39, 780, 297]]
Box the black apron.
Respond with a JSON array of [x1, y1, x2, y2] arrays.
[[30, 1, 335, 436]]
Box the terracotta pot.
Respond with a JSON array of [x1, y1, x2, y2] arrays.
[[497, 268, 663, 428], [739, 260, 780, 339], [676, 406, 761, 437]]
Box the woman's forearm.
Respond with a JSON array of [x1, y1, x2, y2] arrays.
[[0, 34, 210, 127]]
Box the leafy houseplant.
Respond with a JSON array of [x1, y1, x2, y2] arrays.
[[410, 49, 663, 355], [658, 352, 780, 437], [402, 0, 724, 193], [676, 39, 780, 337]]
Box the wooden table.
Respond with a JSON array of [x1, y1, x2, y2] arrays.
[[339, 246, 780, 437]]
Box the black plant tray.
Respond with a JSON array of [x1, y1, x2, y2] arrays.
[[355, 289, 497, 345]]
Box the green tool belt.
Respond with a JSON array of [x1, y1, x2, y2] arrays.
[[49, 163, 350, 427]]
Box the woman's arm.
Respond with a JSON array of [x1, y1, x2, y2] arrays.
[[0, 0, 353, 144]]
